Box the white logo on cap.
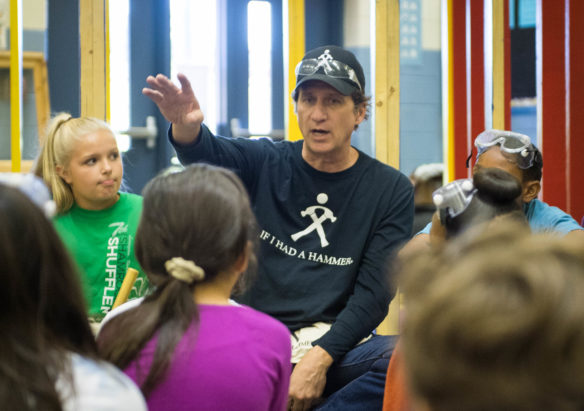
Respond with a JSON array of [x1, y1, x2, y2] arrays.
[[317, 49, 334, 65]]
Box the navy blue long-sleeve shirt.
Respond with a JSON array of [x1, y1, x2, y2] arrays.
[[170, 125, 414, 361]]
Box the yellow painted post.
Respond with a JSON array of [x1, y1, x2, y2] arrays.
[[491, 0, 505, 129], [374, 0, 401, 336], [283, 0, 305, 141], [80, 0, 107, 119], [443, 0, 455, 183], [9, 0, 22, 172]]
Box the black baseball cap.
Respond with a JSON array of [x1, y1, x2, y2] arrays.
[[292, 45, 365, 99]]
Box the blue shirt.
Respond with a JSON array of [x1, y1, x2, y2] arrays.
[[523, 198, 583, 234]]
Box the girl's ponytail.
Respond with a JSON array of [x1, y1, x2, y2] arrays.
[[35, 113, 76, 213], [97, 267, 198, 397]]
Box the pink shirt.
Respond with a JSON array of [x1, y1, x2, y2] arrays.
[[124, 304, 291, 411]]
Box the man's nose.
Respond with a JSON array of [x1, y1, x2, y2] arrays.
[[311, 101, 327, 120]]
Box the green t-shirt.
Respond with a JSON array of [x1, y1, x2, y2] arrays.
[[54, 192, 149, 321]]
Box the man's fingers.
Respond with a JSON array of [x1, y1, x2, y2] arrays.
[[176, 73, 194, 96], [288, 395, 316, 411], [145, 74, 158, 85], [297, 399, 313, 411], [144, 73, 179, 95], [145, 74, 167, 90], [290, 398, 302, 411], [153, 73, 181, 94], [142, 88, 163, 104]]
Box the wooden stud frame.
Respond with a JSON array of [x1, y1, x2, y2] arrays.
[[374, 0, 400, 169], [374, 0, 400, 336], [80, 0, 107, 119], [0, 51, 50, 172]]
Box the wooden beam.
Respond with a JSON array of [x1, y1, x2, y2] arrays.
[[0, 160, 33, 172], [492, 0, 508, 129], [80, 0, 107, 119], [0, 52, 50, 141], [374, 0, 400, 168], [0, 52, 50, 140], [374, 0, 400, 336]]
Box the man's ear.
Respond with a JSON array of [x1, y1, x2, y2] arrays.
[[56, 164, 72, 184], [355, 103, 366, 123], [353, 103, 367, 130], [522, 180, 540, 203]]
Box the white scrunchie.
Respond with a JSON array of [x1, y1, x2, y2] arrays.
[[164, 257, 205, 284]]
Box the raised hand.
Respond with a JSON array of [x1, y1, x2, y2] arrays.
[[143, 73, 204, 144]]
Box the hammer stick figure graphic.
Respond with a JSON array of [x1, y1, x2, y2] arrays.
[[291, 193, 337, 247]]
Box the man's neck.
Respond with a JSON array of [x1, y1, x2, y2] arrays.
[[302, 146, 359, 173]]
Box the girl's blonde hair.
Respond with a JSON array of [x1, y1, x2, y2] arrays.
[[34, 112, 116, 214]]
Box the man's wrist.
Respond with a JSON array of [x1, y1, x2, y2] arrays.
[[171, 123, 201, 145], [311, 345, 334, 369]]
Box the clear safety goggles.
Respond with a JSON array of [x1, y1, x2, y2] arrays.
[[295, 51, 363, 92], [432, 178, 476, 223], [474, 129, 536, 169]]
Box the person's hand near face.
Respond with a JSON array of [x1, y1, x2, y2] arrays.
[[429, 210, 446, 247]]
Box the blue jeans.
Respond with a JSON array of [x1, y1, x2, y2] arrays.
[[314, 334, 398, 410]]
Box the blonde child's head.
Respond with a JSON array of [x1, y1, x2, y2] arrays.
[[401, 227, 584, 411], [35, 113, 122, 213]]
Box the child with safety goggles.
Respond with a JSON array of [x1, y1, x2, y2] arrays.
[[430, 167, 527, 243], [470, 129, 538, 171], [406, 129, 582, 245]]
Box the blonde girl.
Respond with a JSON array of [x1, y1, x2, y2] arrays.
[[35, 112, 149, 323]]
